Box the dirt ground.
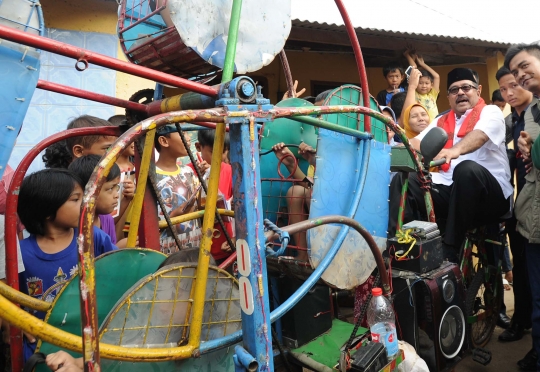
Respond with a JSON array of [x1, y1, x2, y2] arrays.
[[456, 287, 532, 372]]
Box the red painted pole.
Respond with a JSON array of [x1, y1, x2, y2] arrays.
[[333, 0, 372, 132], [5, 127, 120, 372], [36, 80, 147, 112], [0, 25, 218, 98]]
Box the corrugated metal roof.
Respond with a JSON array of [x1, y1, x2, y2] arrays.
[[291, 20, 510, 48], [291, 0, 536, 45]]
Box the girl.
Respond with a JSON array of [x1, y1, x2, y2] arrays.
[[17, 168, 117, 360]]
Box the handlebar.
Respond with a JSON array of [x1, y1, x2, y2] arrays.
[[429, 158, 447, 167]]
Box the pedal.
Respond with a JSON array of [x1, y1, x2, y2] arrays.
[[472, 348, 492, 366]]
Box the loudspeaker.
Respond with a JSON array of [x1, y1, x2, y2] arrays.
[[393, 262, 466, 372]]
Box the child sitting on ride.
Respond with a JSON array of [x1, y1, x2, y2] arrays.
[[154, 124, 201, 254], [17, 168, 117, 360], [42, 115, 136, 241], [68, 155, 132, 248], [272, 142, 316, 261], [403, 49, 441, 120], [188, 129, 234, 264]]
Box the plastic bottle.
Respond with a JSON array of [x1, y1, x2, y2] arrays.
[[367, 287, 399, 360]]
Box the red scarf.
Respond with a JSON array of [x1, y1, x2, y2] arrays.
[[436, 98, 486, 171]]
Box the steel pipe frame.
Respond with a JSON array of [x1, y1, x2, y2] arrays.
[[1, 104, 397, 363], [333, 0, 372, 132], [0, 24, 218, 98], [36, 80, 147, 112]]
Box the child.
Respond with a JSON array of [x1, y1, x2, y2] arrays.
[[491, 89, 507, 112], [190, 129, 234, 263], [43, 115, 135, 238], [17, 168, 117, 360], [154, 125, 201, 253], [68, 155, 132, 248], [108, 115, 136, 239], [376, 62, 406, 107], [403, 50, 440, 120], [272, 142, 316, 261]]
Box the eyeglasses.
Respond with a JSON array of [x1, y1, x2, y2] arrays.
[[448, 84, 478, 95]]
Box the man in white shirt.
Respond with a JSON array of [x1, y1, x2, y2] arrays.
[[388, 68, 513, 262]]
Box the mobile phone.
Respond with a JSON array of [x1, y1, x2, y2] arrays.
[[405, 66, 413, 78]]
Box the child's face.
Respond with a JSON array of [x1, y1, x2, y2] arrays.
[[417, 76, 433, 94], [195, 143, 213, 164], [386, 70, 404, 89], [162, 133, 189, 158], [82, 136, 117, 157], [53, 183, 83, 229], [492, 100, 507, 112], [96, 176, 120, 214], [122, 142, 135, 158]]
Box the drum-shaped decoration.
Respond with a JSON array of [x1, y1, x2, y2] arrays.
[[118, 0, 291, 78]]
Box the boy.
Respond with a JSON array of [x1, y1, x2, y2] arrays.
[[376, 62, 405, 107], [403, 50, 440, 120], [491, 89, 507, 112], [154, 125, 201, 253], [190, 129, 235, 263]]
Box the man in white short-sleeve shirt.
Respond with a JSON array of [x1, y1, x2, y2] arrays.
[[388, 68, 512, 261]]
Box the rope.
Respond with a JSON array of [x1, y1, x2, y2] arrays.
[[344, 273, 381, 352], [263, 219, 290, 256], [394, 229, 417, 261]]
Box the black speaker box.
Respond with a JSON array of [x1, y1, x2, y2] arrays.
[[275, 276, 332, 349], [393, 262, 466, 372]]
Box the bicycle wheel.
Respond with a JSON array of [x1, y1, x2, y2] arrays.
[[464, 266, 503, 348]]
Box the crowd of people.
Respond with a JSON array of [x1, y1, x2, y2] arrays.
[[0, 41, 540, 371]]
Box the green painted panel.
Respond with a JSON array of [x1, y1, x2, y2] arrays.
[[292, 319, 368, 368], [36, 249, 166, 369], [322, 85, 388, 143]]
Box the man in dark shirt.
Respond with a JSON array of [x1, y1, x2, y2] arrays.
[[496, 67, 534, 358]]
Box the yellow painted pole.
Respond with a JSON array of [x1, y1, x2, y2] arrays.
[[158, 209, 234, 229], [127, 130, 156, 247], [187, 122, 226, 349], [0, 292, 196, 361], [0, 280, 50, 312]]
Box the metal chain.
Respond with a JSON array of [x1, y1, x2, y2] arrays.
[[134, 138, 183, 251], [174, 124, 236, 251], [344, 273, 381, 352]]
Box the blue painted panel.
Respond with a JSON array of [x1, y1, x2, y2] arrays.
[[0, 44, 40, 178], [310, 129, 390, 237]]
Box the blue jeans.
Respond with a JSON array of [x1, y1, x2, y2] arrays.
[[526, 242, 540, 368]]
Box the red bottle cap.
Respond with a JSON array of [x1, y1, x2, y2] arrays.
[[371, 287, 383, 296]]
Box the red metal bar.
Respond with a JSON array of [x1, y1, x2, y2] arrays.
[[37, 80, 147, 112], [118, 5, 167, 34], [5, 127, 120, 372], [134, 145, 160, 250], [0, 25, 218, 98], [333, 0, 371, 133]]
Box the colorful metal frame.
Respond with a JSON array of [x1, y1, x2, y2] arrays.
[[0, 0, 432, 370]]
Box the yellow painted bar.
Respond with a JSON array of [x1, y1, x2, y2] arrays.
[[0, 292, 195, 361], [188, 121, 226, 349], [161, 94, 183, 113], [127, 130, 156, 247], [0, 280, 50, 312], [158, 209, 234, 229]]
